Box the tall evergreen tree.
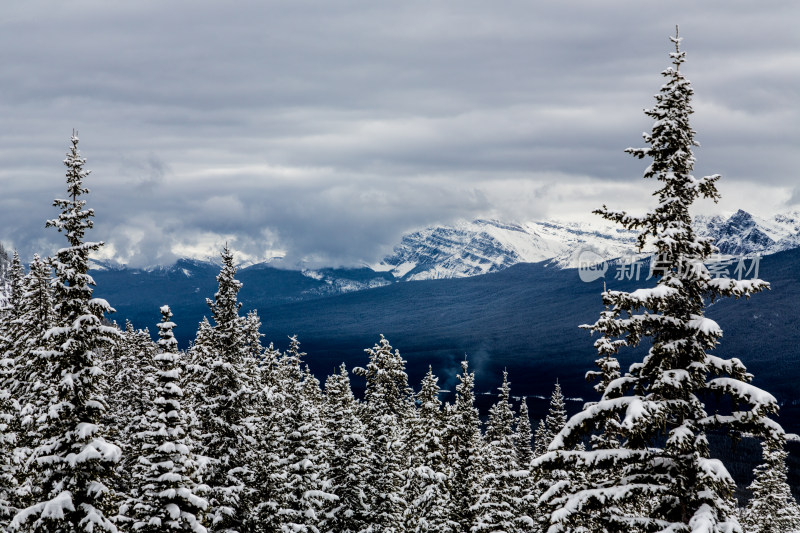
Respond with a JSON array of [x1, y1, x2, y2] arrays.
[[272, 340, 334, 533], [514, 398, 537, 531], [13, 132, 122, 532], [14, 255, 56, 361], [531, 382, 576, 532], [742, 438, 800, 533], [354, 335, 414, 531], [532, 420, 548, 458], [242, 310, 264, 363], [244, 339, 284, 533], [322, 364, 371, 533], [107, 321, 157, 496], [444, 357, 483, 532], [3, 252, 25, 339], [536, 30, 781, 532], [187, 246, 257, 532], [472, 371, 528, 533], [0, 242, 10, 307], [583, 287, 624, 451], [0, 251, 24, 526], [8, 254, 56, 520], [514, 398, 533, 470], [543, 381, 566, 449], [0, 353, 14, 527], [404, 367, 454, 533], [130, 306, 208, 532]]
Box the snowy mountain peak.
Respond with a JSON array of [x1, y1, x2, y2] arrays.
[[376, 210, 800, 281], [694, 210, 800, 256]]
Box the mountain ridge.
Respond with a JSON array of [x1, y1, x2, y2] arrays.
[[80, 208, 800, 296]]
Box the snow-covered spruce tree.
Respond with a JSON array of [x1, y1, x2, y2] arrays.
[[514, 397, 538, 531], [13, 255, 56, 364], [1, 252, 25, 347], [543, 381, 567, 450], [0, 251, 25, 526], [7, 254, 57, 519], [249, 337, 334, 533], [0, 242, 10, 284], [186, 246, 260, 533], [535, 30, 781, 532], [472, 371, 529, 533], [583, 286, 624, 452], [0, 243, 11, 311], [271, 338, 335, 533], [0, 360, 14, 526], [242, 310, 264, 363], [130, 306, 208, 532], [354, 335, 414, 531], [404, 366, 455, 533], [247, 342, 284, 533], [301, 365, 337, 524], [0, 252, 25, 396], [322, 363, 371, 533], [445, 357, 483, 532], [107, 321, 157, 497], [529, 380, 572, 530], [532, 381, 579, 532], [533, 420, 548, 458], [742, 437, 800, 533], [515, 398, 533, 471], [12, 133, 122, 532]]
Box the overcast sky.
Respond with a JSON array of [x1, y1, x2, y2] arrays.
[[1, 1, 798, 268]]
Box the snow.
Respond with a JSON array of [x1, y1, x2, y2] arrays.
[[11, 492, 76, 526], [621, 398, 649, 431], [301, 269, 325, 281], [626, 285, 679, 302], [76, 422, 99, 440], [687, 315, 722, 336], [706, 378, 777, 408], [42, 491, 75, 520], [390, 261, 417, 278]]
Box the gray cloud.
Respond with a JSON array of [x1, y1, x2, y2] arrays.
[[787, 187, 800, 208], [1, 1, 798, 267], [117, 154, 169, 190]]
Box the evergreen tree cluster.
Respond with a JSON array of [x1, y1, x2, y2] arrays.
[[2, 31, 799, 532]]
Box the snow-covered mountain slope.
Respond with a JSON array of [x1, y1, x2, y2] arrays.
[[374, 219, 636, 281], [695, 209, 800, 256], [374, 210, 800, 281]]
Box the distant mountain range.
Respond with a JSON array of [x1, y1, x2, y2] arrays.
[[369, 209, 800, 281], [80, 209, 800, 291], [5, 208, 799, 309], [82, 208, 800, 305]]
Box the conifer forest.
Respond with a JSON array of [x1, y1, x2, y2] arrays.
[[1, 32, 799, 533]]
